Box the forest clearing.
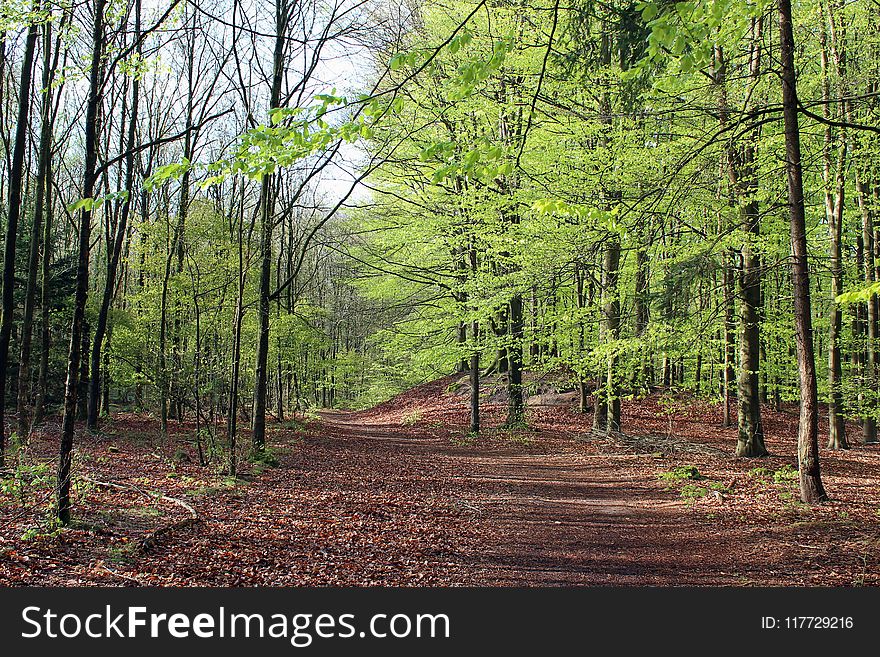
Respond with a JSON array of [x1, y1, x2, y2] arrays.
[[1, 0, 880, 591]]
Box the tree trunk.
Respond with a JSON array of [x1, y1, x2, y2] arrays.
[[227, 203, 246, 477], [634, 243, 650, 393], [779, 0, 827, 504], [469, 321, 480, 435], [858, 173, 878, 443], [506, 293, 525, 426], [606, 237, 621, 432], [594, 237, 621, 434], [820, 1, 849, 449], [87, 0, 142, 431], [736, 232, 767, 456], [716, 38, 766, 456], [0, 10, 37, 464], [252, 0, 288, 454], [58, 0, 106, 523], [722, 264, 736, 427], [18, 12, 54, 437]]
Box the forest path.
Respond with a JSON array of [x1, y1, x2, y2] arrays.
[[312, 410, 746, 585], [9, 403, 875, 586]]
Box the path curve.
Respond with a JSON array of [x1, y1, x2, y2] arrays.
[[317, 410, 741, 586]]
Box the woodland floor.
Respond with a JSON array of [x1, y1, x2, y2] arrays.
[[2, 375, 880, 586]]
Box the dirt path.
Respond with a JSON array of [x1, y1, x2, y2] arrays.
[[6, 397, 878, 586], [311, 411, 741, 586]]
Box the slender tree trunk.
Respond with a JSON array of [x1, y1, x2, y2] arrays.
[[469, 320, 480, 435], [77, 322, 90, 420], [58, 0, 106, 523], [713, 103, 735, 431], [506, 293, 525, 426], [227, 198, 247, 477], [779, 0, 827, 504], [575, 264, 590, 412], [634, 244, 650, 393], [605, 237, 621, 432], [87, 0, 142, 431], [18, 13, 54, 437], [33, 12, 65, 424], [736, 229, 767, 456], [858, 173, 878, 443], [33, 163, 53, 427], [594, 237, 621, 434], [722, 264, 736, 427], [820, 2, 849, 448], [457, 322, 468, 373], [716, 38, 766, 456], [253, 0, 288, 453], [0, 11, 37, 464]]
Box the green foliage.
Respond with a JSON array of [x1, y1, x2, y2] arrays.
[[750, 464, 799, 486], [637, 0, 771, 73], [401, 410, 423, 426], [773, 464, 799, 485], [679, 483, 709, 500], [12, 0, 880, 481], [66, 190, 130, 213], [249, 447, 280, 468], [659, 465, 703, 481], [748, 467, 772, 479], [0, 454, 53, 505]]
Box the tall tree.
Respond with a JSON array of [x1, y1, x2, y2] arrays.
[[778, 0, 826, 504], [87, 0, 142, 431], [252, 0, 289, 453], [0, 5, 38, 464], [17, 3, 57, 438], [820, 0, 848, 449], [57, 0, 107, 523]]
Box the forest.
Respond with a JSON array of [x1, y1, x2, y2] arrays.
[[0, 0, 880, 587]]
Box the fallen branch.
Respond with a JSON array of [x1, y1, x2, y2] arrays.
[[95, 561, 145, 585], [79, 476, 200, 553], [612, 432, 728, 457], [782, 542, 823, 551]]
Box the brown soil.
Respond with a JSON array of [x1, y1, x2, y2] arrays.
[[2, 376, 879, 586]]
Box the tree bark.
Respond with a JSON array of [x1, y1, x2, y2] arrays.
[[252, 0, 288, 453], [506, 293, 525, 426], [594, 236, 621, 434], [820, 0, 849, 449], [634, 243, 650, 393], [87, 0, 142, 431], [0, 9, 38, 464], [779, 0, 827, 504], [857, 173, 878, 443], [469, 321, 480, 435], [58, 0, 106, 523], [18, 11, 54, 437]]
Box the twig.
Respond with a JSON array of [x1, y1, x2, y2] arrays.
[[80, 476, 200, 552], [96, 562, 145, 585]]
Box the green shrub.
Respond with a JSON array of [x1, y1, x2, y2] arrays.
[[680, 484, 709, 500], [249, 447, 280, 467], [773, 464, 798, 484], [401, 410, 422, 426], [659, 465, 703, 481]]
